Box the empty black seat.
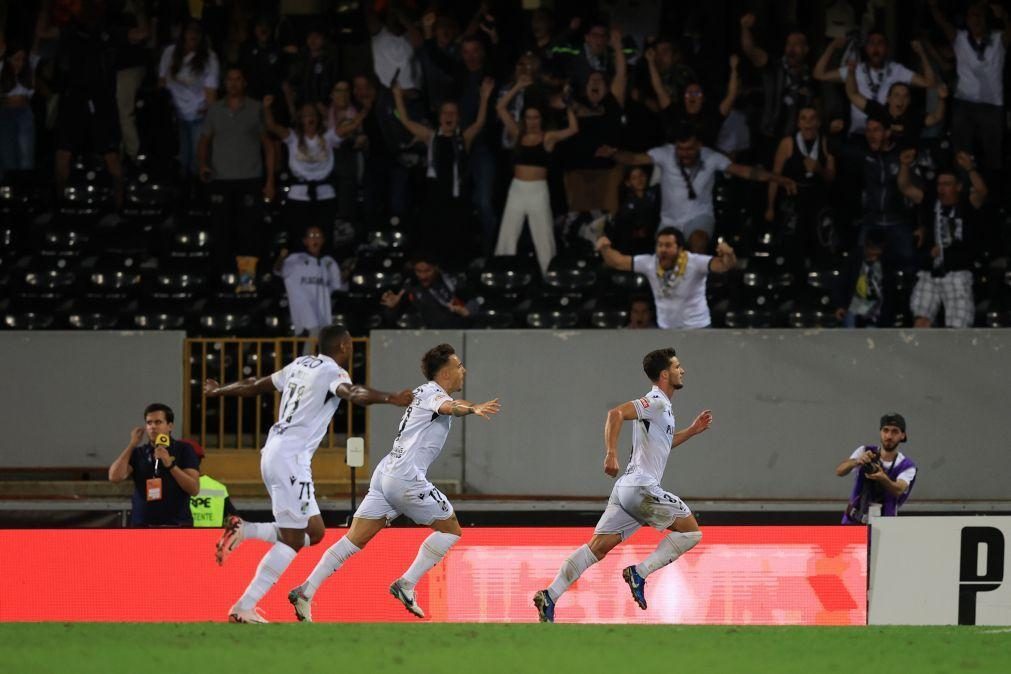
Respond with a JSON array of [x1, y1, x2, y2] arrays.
[[64, 303, 122, 330], [589, 303, 630, 329], [544, 256, 598, 293], [149, 268, 207, 300], [724, 307, 775, 329], [787, 309, 841, 329], [167, 228, 214, 260], [525, 298, 581, 329], [471, 301, 516, 329]]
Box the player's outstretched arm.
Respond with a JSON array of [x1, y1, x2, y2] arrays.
[[437, 398, 501, 418], [336, 383, 413, 407], [604, 402, 638, 477], [204, 376, 275, 398], [672, 409, 713, 448]]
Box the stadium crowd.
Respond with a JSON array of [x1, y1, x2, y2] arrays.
[[1, 0, 1010, 331]]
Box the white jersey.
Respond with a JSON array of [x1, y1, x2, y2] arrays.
[[381, 381, 453, 481], [617, 386, 676, 486], [267, 355, 352, 456], [280, 253, 344, 332]]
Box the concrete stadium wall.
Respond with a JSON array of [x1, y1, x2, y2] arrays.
[[369, 329, 1011, 500], [0, 331, 185, 468]]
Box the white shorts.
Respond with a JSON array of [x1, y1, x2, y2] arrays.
[[354, 466, 455, 526], [260, 442, 320, 529], [593, 482, 692, 541]]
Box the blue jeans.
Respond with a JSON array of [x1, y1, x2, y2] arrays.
[[0, 106, 35, 171], [178, 117, 204, 177]]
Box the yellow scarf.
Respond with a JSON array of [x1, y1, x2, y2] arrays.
[[657, 251, 689, 279]]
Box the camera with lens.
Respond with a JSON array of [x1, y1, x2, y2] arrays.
[[861, 445, 883, 475]]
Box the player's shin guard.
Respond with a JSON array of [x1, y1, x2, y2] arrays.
[[634, 530, 702, 578], [547, 544, 599, 601], [399, 531, 460, 592], [235, 542, 298, 610], [303, 536, 361, 598]]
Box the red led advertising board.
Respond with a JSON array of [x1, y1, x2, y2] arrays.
[[0, 527, 865, 624]]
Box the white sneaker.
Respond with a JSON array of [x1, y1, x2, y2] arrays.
[[216, 516, 245, 565], [228, 606, 268, 624], [288, 586, 312, 623], [389, 579, 425, 618]]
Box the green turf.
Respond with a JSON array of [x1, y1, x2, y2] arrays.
[[1, 624, 1008, 674]]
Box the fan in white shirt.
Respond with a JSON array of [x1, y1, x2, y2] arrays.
[[596, 227, 738, 329], [814, 30, 936, 135], [599, 128, 797, 250], [533, 348, 714, 623], [291, 343, 501, 622], [203, 326, 413, 624], [929, 0, 1011, 171], [274, 225, 346, 340]]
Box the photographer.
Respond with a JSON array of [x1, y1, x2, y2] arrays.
[[108, 403, 201, 527], [835, 413, 917, 524]]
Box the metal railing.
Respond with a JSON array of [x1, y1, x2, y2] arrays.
[[182, 337, 370, 451]]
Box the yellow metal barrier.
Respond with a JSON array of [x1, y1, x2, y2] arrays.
[[182, 337, 370, 453]]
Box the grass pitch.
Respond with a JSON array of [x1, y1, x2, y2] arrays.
[[1, 624, 1008, 674]]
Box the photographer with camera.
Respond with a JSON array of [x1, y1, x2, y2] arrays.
[[836, 413, 917, 524], [108, 403, 201, 526]]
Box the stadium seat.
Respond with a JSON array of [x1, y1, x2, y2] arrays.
[[984, 308, 1011, 327], [787, 308, 841, 329], [588, 300, 630, 329], [148, 267, 207, 301], [122, 171, 175, 223], [804, 268, 842, 309], [64, 301, 123, 330], [471, 300, 516, 329], [2, 305, 59, 330], [38, 226, 91, 258], [167, 228, 214, 261], [524, 298, 581, 329], [16, 261, 78, 301], [85, 266, 143, 301], [58, 156, 114, 218], [132, 310, 187, 331], [477, 256, 538, 300], [196, 301, 257, 336], [723, 307, 775, 329], [0, 171, 49, 218], [394, 310, 425, 329], [543, 255, 598, 295], [365, 227, 408, 250]]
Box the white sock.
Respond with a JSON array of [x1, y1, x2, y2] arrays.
[[303, 536, 361, 599], [235, 542, 298, 610], [242, 522, 278, 543], [399, 532, 460, 593], [547, 544, 599, 601], [635, 531, 702, 578]]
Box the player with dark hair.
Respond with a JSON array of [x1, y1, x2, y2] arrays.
[[203, 325, 412, 623], [533, 348, 713, 623], [287, 343, 501, 621]]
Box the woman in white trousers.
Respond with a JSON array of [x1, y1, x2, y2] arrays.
[[494, 75, 578, 273]]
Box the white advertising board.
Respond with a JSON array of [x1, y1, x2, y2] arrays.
[[869, 516, 1011, 625]]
